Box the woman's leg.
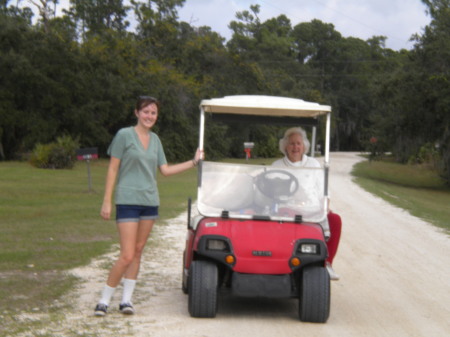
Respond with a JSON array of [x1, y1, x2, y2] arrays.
[[123, 219, 155, 280], [96, 221, 140, 313], [105, 221, 140, 287], [95, 215, 155, 315], [119, 219, 154, 310]]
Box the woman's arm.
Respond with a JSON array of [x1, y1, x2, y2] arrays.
[[100, 156, 121, 220], [159, 149, 203, 177]]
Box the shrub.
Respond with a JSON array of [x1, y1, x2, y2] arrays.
[[29, 143, 53, 168], [30, 135, 79, 169], [408, 143, 440, 168]]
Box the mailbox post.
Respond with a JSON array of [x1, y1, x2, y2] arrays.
[[76, 147, 98, 192]]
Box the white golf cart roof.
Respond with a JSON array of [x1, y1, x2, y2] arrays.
[[200, 95, 331, 118]]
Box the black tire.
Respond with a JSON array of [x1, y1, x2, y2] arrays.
[[182, 251, 188, 294], [299, 265, 330, 323], [188, 260, 218, 318]]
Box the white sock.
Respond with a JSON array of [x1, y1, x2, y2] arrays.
[[99, 285, 116, 306], [121, 278, 137, 304]]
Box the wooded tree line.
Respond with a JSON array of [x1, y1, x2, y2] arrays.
[[0, 0, 449, 182]]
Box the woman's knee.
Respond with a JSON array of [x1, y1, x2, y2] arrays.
[[134, 244, 146, 259], [119, 251, 136, 266]]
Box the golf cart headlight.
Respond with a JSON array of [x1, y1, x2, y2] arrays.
[[299, 243, 319, 254], [207, 239, 228, 251]]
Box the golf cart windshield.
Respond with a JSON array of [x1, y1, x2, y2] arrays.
[[198, 161, 327, 223]]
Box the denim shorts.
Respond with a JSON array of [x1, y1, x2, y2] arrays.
[[116, 205, 159, 223]]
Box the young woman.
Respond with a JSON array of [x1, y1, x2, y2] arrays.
[[95, 96, 203, 316], [272, 127, 341, 280]]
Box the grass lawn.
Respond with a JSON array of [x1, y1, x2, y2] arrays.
[[0, 159, 198, 335], [351, 158, 450, 233]]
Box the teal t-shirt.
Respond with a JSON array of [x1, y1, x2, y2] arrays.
[[107, 127, 167, 206]]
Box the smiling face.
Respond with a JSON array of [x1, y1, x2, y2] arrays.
[[135, 102, 158, 129], [285, 133, 305, 163]]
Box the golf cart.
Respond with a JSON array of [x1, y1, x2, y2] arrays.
[[182, 95, 335, 323]]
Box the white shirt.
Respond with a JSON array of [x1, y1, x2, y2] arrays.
[[272, 154, 321, 168]]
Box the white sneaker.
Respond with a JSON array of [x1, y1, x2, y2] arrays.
[[326, 262, 340, 281]]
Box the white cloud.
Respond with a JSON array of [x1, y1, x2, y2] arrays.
[[178, 0, 431, 50], [27, 0, 431, 50]]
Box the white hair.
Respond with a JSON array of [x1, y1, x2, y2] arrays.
[[278, 127, 310, 155]]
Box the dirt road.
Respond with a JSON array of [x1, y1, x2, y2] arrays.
[[20, 152, 450, 336]]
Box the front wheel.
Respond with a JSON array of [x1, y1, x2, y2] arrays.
[[182, 251, 188, 294], [299, 265, 330, 323], [188, 260, 218, 318]]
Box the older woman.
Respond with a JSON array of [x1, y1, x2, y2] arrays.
[[273, 127, 341, 280], [272, 127, 321, 168]]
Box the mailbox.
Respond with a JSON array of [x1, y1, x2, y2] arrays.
[[76, 147, 98, 161], [76, 147, 98, 192]]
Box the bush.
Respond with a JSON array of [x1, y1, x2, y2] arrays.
[[29, 143, 52, 168], [408, 142, 440, 168], [30, 135, 79, 169]]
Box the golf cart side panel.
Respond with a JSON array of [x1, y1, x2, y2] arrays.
[[184, 228, 195, 269]]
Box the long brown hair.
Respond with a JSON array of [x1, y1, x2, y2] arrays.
[[136, 96, 160, 112]]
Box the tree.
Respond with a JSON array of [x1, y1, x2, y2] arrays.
[[293, 20, 382, 150], [367, 0, 449, 182], [409, 0, 450, 181], [27, 0, 58, 33], [65, 0, 130, 40], [1, 0, 34, 22], [1, 0, 447, 177]]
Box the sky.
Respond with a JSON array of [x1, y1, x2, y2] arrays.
[[39, 0, 431, 51], [177, 0, 431, 50]]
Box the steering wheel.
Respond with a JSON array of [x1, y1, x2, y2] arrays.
[[255, 169, 299, 202]]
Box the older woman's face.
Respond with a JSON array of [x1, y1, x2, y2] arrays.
[[286, 133, 305, 162]]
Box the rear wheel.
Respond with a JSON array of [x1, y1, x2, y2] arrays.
[[299, 265, 330, 323], [188, 260, 218, 318]]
